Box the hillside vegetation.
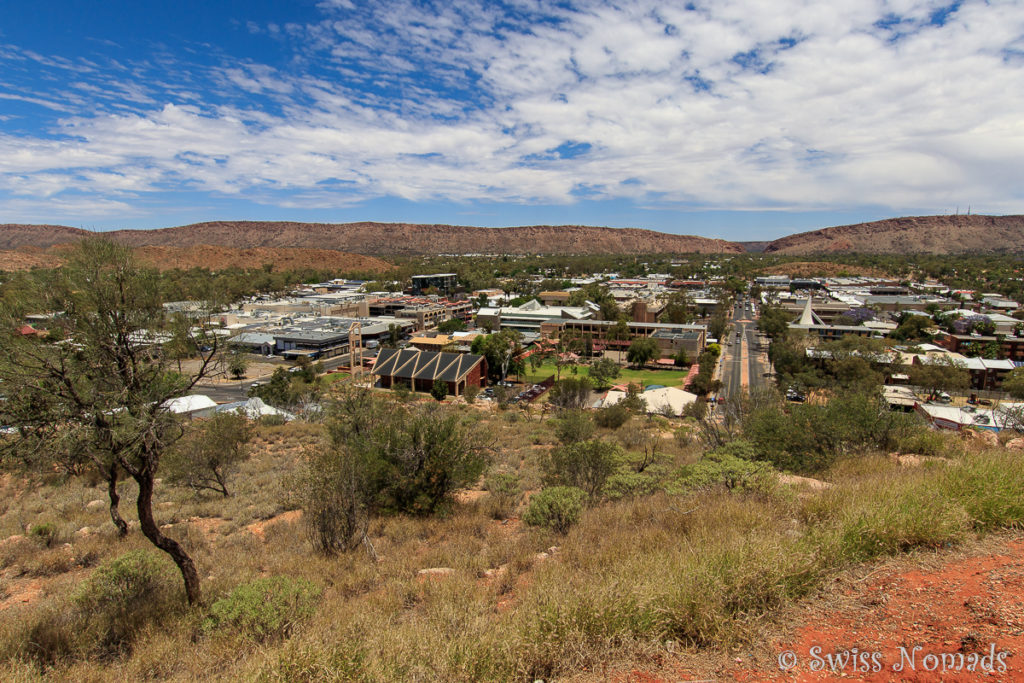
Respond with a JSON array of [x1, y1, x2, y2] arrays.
[[2, 390, 1024, 681]]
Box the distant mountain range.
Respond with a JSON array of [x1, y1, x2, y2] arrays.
[[0, 221, 742, 256], [1, 215, 1023, 263], [760, 215, 1024, 255]]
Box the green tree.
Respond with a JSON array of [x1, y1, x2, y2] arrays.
[[227, 345, 250, 380], [1002, 367, 1024, 399], [542, 439, 620, 498], [890, 314, 934, 342], [605, 316, 632, 342], [0, 238, 218, 604], [661, 291, 695, 324], [431, 378, 448, 401], [588, 357, 621, 389], [626, 337, 660, 368], [165, 312, 198, 372], [436, 318, 467, 334], [908, 356, 970, 398], [475, 329, 523, 383], [757, 302, 791, 340], [708, 308, 729, 341], [165, 411, 254, 497]]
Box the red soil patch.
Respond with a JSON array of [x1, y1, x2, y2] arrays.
[[454, 489, 487, 504], [246, 509, 302, 540], [571, 535, 1024, 683], [0, 576, 45, 611], [731, 537, 1024, 681]]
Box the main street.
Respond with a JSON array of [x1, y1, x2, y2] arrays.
[[720, 297, 769, 401]]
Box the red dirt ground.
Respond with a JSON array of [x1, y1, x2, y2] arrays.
[[582, 534, 1024, 682], [731, 536, 1024, 682]]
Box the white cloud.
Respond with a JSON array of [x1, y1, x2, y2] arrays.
[[2, 0, 1024, 220]]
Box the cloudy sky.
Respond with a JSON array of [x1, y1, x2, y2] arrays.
[[1, 0, 1022, 240]]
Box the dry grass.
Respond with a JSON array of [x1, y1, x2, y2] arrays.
[[1, 414, 1023, 681]]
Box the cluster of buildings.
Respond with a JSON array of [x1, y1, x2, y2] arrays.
[[210, 272, 718, 398]]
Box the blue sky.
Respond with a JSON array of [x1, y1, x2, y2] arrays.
[[1, 0, 1023, 241]]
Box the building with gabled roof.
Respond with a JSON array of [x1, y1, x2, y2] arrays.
[[372, 348, 487, 397]]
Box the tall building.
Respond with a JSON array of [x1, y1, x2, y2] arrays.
[[411, 273, 458, 296]]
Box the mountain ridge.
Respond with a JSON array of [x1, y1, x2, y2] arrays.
[[3, 215, 1024, 256], [0, 222, 740, 255], [762, 214, 1024, 255]]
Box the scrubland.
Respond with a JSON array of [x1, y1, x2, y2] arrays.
[[1, 401, 1022, 682]]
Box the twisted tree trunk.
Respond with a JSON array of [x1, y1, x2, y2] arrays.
[[107, 462, 129, 538], [134, 470, 201, 605]]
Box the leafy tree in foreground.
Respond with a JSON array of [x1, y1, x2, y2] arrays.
[[0, 238, 218, 604], [301, 387, 491, 554]]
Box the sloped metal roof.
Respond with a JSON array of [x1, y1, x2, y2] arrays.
[[372, 348, 484, 383]]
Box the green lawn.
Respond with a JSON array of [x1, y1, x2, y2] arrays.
[[519, 360, 691, 388], [322, 371, 351, 384]]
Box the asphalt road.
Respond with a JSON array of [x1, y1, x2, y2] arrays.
[[194, 350, 363, 403], [721, 298, 768, 401]]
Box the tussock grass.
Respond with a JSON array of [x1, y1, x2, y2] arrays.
[[2, 416, 1024, 681]]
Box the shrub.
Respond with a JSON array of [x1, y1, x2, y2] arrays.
[[547, 377, 593, 410], [464, 384, 480, 404], [29, 522, 60, 549], [300, 445, 369, 555], [743, 392, 919, 473], [542, 439, 621, 498], [301, 397, 489, 549], [594, 404, 630, 429], [896, 427, 958, 458], [682, 397, 707, 421], [431, 379, 448, 401], [484, 471, 522, 520], [72, 550, 179, 654], [553, 410, 595, 445], [165, 410, 254, 496], [602, 469, 662, 500], [204, 576, 321, 642], [670, 443, 775, 493], [523, 487, 587, 533]]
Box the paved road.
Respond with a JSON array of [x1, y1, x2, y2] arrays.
[[721, 297, 768, 401], [194, 379, 259, 403], [194, 350, 364, 403]]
